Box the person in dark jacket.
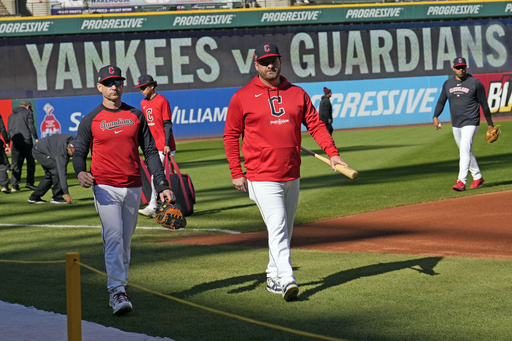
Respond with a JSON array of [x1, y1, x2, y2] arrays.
[[0, 115, 11, 193], [28, 134, 77, 204], [319, 87, 333, 135], [7, 101, 38, 192], [433, 57, 495, 192]]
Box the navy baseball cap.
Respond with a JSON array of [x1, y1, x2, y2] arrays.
[[134, 74, 157, 88], [453, 57, 467, 68], [254, 42, 281, 61], [97, 65, 125, 83]]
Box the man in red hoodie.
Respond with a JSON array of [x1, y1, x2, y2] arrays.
[[224, 42, 348, 302]]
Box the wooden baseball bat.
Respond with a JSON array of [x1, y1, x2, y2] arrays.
[[301, 146, 359, 180]]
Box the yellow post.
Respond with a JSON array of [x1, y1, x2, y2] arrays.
[[66, 252, 82, 341]]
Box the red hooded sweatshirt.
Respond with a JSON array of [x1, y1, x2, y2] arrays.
[[224, 75, 339, 182]]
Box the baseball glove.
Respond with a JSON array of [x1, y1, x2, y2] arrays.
[[155, 199, 187, 230], [486, 125, 501, 144]]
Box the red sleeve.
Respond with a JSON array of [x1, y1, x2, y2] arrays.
[[223, 93, 245, 179], [161, 96, 172, 121]]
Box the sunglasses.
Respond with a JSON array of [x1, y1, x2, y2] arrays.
[[454, 66, 466, 70], [258, 57, 279, 67], [139, 85, 148, 91], [101, 79, 124, 87]]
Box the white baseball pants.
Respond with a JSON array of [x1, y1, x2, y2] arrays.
[[248, 179, 300, 285], [452, 125, 481, 184], [93, 184, 141, 290]]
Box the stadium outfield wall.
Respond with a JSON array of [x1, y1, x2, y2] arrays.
[[1, 0, 512, 139]]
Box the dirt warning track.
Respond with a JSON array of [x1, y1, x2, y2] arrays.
[[164, 190, 512, 259]]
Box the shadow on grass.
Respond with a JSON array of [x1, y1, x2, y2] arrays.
[[300, 152, 512, 188], [172, 272, 267, 298], [299, 256, 442, 301], [481, 180, 512, 188], [172, 257, 442, 301], [192, 203, 255, 216]]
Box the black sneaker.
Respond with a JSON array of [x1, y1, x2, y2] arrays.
[[28, 197, 46, 204], [11, 186, 20, 192], [26, 184, 37, 190], [51, 198, 67, 204], [1, 186, 10, 193]]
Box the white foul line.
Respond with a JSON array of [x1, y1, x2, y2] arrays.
[[0, 223, 241, 234]]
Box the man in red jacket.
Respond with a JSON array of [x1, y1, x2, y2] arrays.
[[223, 42, 348, 302]]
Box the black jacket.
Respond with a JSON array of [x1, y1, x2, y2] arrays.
[[434, 74, 493, 128], [7, 106, 38, 144], [33, 134, 77, 195], [318, 95, 333, 123]]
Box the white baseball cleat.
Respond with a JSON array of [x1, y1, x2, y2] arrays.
[[138, 206, 155, 218], [109, 286, 133, 315], [266, 277, 282, 294]]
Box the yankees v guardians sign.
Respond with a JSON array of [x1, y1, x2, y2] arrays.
[[1, 17, 510, 99]]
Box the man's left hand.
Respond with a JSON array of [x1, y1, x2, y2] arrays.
[[159, 189, 176, 203]]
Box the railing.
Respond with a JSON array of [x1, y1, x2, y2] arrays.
[[0, 252, 345, 341], [11, 0, 468, 17]]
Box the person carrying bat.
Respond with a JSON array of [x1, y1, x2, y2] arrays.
[[223, 42, 348, 302], [433, 57, 495, 191]]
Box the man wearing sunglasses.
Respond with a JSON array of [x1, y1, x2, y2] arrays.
[[224, 42, 349, 302], [73, 65, 175, 315], [433, 57, 495, 192], [134, 74, 176, 218]]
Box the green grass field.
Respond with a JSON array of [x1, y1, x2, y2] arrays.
[[1, 121, 512, 340]]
